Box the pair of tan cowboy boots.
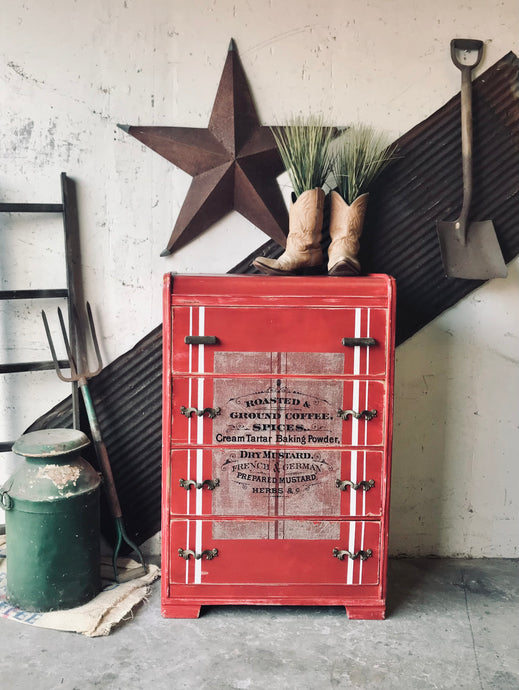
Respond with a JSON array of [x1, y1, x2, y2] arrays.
[[252, 188, 368, 276]]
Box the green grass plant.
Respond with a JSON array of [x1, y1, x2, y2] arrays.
[[331, 125, 396, 205], [271, 116, 335, 198]]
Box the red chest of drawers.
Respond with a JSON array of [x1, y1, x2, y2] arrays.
[[162, 274, 396, 619]]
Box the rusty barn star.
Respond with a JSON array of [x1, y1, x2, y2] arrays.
[[118, 39, 288, 256]]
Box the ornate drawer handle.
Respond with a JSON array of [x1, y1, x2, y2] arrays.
[[184, 335, 219, 345], [333, 548, 373, 561], [178, 547, 219, 561], [180, 406, 221, 419], [336, 478, 375, 492], [179, 478, 220, 491], [337, 409, 377, 421], [342, 337, 377, 347]]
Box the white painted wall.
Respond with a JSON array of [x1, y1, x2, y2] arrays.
[[1, 0, 518, 556]]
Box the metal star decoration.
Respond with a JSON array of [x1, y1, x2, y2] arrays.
[[118, 39, 288, 256]]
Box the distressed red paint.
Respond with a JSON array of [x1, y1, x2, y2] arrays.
[[162, 274, 396, 619]]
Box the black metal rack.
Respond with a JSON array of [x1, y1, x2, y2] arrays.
[[0, 173, 80, 452]]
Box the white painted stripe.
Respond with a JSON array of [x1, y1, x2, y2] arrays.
[[362, 311, 371, 515], [352, 309, 361, 446], [197, 378, 205, 446], [198, 307, 205, 373], [350, 308, 362, 519], [194, 307, 205, 585], [185, 308, 194, 583], [186, 450, 191, 516], [364, 309, 371, 446], [189, 307, 194, 370], [347, 521, 356, 584], [196, 306, 205, 447], [362, 450, 367, 516], [194, 520, 202, 584], [366, 309, 371, 375], [187, 308, 193, 522], [348, 310, 362, 584], [185, 521, 190, 584], [188, 308, 193, 445], [350, 450, 357, 517], [359, 521, 366, 584], [196, 449, 203, 515], [353, 308, 361, 373]]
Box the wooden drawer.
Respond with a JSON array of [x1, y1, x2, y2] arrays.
[[169, 448, 385, 518], [171, 306, 389, 377], [170, 377, 387, 447], [169, 519, 380, 586]]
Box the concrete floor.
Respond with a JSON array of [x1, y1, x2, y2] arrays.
[[0, 558, 517, 690]]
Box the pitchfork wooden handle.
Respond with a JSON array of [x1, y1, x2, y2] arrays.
[[80, 382, 122, 518], [93, 437, 123, 519]]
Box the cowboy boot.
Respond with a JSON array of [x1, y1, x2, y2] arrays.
[[253, 188, 325, 275], [327, 191, 369, 276]]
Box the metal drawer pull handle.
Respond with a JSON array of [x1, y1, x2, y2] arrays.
[[337, 409, 377, 421], [333, 548, 373, 561], [178, 547, 218, 561], [180, 406, 221, 419], [342, 337, 377, 347], [336, 479, 375, 492], [184, 335, 219, 345], [179, 478, 220, 491]]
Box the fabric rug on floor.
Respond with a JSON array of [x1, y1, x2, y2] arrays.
[[0, 535, 160, 637]]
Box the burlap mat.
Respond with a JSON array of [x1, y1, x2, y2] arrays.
[[0, 534, 160, 636]]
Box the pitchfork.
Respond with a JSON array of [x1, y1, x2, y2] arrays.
[[42, 303, 146, 582]]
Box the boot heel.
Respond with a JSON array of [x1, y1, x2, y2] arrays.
[[328, 258, 361, 276], [300, 264, 326, 275]]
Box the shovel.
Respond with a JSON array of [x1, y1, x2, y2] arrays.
[[437, 38, 507, 279]]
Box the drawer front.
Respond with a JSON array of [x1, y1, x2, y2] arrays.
[[171, 306, 388, 377], [169, 519, 380, 586], [171, 377, 386, 447], [170, 448, 384, 518]]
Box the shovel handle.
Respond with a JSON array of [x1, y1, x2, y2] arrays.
[[450, 39, 484, 233], [450, 39, 484, 71]]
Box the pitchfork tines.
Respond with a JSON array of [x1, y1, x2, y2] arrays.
[[42, 302, 102, 382]]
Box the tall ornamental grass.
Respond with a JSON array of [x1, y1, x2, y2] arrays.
[[331, 124, 396, 204], [271, 116, 335, 198]]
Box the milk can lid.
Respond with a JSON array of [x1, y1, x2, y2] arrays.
[[12, 429, 91, 458]]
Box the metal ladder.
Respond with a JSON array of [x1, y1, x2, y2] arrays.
[[0, 172, 80, 452]]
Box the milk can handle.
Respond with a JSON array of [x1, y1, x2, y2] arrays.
[[0, 482, 13, 511]]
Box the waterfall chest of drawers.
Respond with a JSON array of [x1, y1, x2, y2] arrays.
[[162, 273, 396, 619]]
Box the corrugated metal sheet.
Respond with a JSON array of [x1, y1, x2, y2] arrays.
[[28, 51, 519, 547]]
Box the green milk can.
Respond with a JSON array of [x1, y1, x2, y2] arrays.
[[0, 428, 102, 611]]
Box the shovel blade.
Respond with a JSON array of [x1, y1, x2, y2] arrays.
[[437, 220, 507, 279]]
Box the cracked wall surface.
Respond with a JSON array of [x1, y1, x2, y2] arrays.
[[1, 0, 518, 556]]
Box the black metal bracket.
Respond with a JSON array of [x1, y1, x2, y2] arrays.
[[342, 337, 377, 347], [184, 335, 219, 345]]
